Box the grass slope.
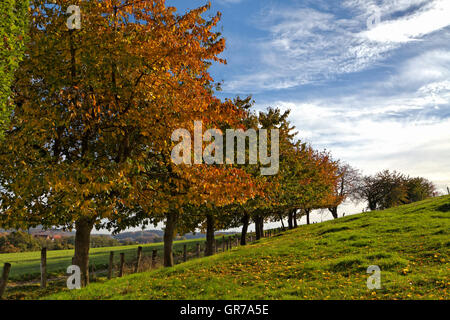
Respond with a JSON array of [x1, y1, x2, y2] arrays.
[[0, 238, 214, 281], [47, 196, 449, 300]]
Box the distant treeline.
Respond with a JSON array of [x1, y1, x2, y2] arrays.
[[0, 232, 123, 253], [0, 229, 235, 253]]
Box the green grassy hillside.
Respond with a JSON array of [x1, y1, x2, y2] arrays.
[[47, 196, 449, 300]]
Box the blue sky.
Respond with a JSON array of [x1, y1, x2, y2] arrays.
[[165, 0, 450, 204]]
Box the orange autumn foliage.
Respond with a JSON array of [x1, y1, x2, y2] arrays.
[[0, 0, 258, 276]]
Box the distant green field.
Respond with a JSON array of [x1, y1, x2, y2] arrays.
[[47, 195, 449, 300], [0, 236, 235, 281]]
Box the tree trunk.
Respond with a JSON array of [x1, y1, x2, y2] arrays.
[[205, 214, 215, 256], [255, 220, 260, 240], [240, 213, 249, 245], [259, 216, 264, 238], [305, 209, 311, 225], [278, 213, 285, 230], [293, 210, 298, 228], [255, 216, 262, 240], [73, 218, 94, 287], [163, 211, 178, 267], [368, 199, 377, 211], [287, 210, 293, 229], [328, 206, 338, 219]]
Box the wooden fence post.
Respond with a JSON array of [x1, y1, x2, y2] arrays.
[[229, 237, 232, 250], [151, 250, 157, 269], [40, 247, 47, 288], [196, 243, 201, 258], [215, 239, 218, 254], [222, 236, 225, 252], [0, 263, 11, 299], [134, 246, 142, 273], [183, 244, 187, 262], [119, 253, 125, 277], [108, 251, 114, 279]]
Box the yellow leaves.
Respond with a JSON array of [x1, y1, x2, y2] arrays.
[[2, 0, 246, 228], [401, 268, 410, 275]]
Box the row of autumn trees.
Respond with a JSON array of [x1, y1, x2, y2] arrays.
[[0, 0, 345, 286], [0, 1, 438, 287]]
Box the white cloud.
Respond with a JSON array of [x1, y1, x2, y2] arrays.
[[253, 47, 450, 195], [268, 98, 450, 194], [343, 0, 429, 16], [360, 0, 450, 43], [386, 50, 450, 89], [222, 0, 450, 92]]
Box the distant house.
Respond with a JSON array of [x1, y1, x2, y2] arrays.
[[33, 233, 62, 241], [34, 233, 51, 240]]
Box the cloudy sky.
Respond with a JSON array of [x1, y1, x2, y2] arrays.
[[160, 0, 450, 226], [169, 0, 450, 190]]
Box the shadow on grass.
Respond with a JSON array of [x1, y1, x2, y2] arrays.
[[437, 203, 450, 212]]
